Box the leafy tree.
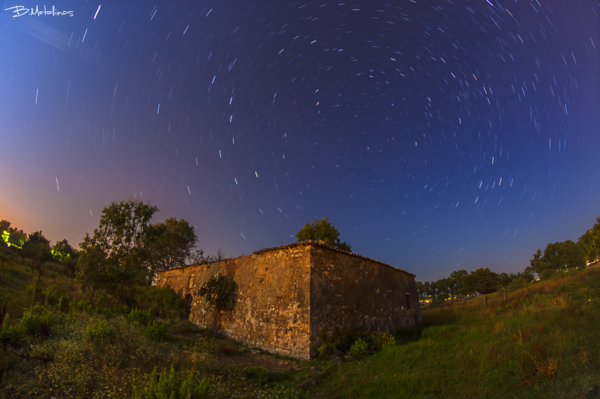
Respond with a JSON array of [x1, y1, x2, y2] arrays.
[[76, 199, 158, 306], [296, 217, 352, 252], [530, 240, 588, 278], [146, 218, 197, 280], [578, 217, 600, 263], [22, 231, 53, 263], [0, 220, 10, 249], [462, 268, 500, 295], [52, 239, 79, 272], [448, 269, 469, 298], [416, 281, 425, 302], [76, 241, 115, 302], [0, 220, 27, 250]]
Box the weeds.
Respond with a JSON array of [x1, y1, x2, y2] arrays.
[[132, 365, 210, 399]]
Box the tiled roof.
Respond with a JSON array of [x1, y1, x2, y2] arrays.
[[253, 240, 416, 277]]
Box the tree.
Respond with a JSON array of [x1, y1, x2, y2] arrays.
[[76, 198, 158, 306], [146, 218, 197, 280], [52, 239, 79, 273], [530, 240, 588, 279], [76, 237, 115, 302], [448, 269, 469, 298], [0, 220, 27, 250], [22, 231, 53, 263], [461, 268, 500, 295], [578, 217, 600, 263], [295, 217, 352, 252]]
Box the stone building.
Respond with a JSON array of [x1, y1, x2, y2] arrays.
[[156, 240, 421, 359]]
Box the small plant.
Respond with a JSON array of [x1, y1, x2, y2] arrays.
[[127, 308, 155, 326], [350, 337, 370, 357], [197, 274, 238, 312], [86, 320, 115, 342], [19, 304, 52, 337], [144, 320, 167, 341], [132, 365, 210, 399], [373, 332, 397, 350], [0, 314, 21, 344]]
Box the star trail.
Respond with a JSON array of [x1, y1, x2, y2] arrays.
[[0, 0, 598, 281]]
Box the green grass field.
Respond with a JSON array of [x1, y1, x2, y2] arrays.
[[1, 247, 599, 398], [308, 265, 600, 398]]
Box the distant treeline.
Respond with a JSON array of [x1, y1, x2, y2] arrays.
[[417, 216, 600, 302]]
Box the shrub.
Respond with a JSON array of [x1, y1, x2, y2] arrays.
[[42, 284, 70, 308], [132, 286, 189, 319], [145, 321, 167, 341], [0, 314, 22, 344], [132, 365, 210, 399], [87, 319, 115, 343], [127, 308, 154, 326], [197, 274, 238, 312], [373, 332, 396, 350], [19, 304, 53, 337], [350, 337, 370, 357]]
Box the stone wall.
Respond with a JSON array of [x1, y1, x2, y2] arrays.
[[157, 241, 420, 359], [157, 245, 312, 359], [309, 245, 421, 353]]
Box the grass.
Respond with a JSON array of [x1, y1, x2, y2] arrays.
[[1, 247, 600, 398], [307, 264, 600, 398]]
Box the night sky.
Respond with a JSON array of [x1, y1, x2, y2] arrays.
[[1, 1, 598, 282]]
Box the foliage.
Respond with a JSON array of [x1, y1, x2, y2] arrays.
[[76, 198, 158, 304], [349, 337, 370, 357], [131, 285, 190, 319], [146, 217, 198, 280], [87, 319, 116, 342], [0, 303, 55, 343], [197, 274, 238, 312], [76, 241, 115, 300], [132, 365, 210, 399], [316, 329, 395, 359], [127, 308, 155, 326], [144, 320, 167, 340], [51, 239, 79, 271], [461, 267, 500, 295], [530, 240, 588, 277], [295, 217, 352, 252], [0, 219, 27, 249], [126, 308, 166, 340], [22, 231, 53, 263]]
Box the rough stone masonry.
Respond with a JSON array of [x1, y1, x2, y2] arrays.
[[156, 241, 421, 359]]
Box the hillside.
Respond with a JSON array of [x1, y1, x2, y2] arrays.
[[1, 247, 600, 398]]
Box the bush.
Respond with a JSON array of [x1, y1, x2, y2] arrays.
[[0, 314, 22, 344], [87, 319, 115, 343], [19, 304, 53, 337], [132, 286, 189, 319], [197, 274, 238, 312], [373, 332, 396, 350], [127, 308, 155, 326], [132, 365, 210, 399], [350, 338, 370, 357], [42, 284, 70, 308], [145, 321, 167, 341]]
